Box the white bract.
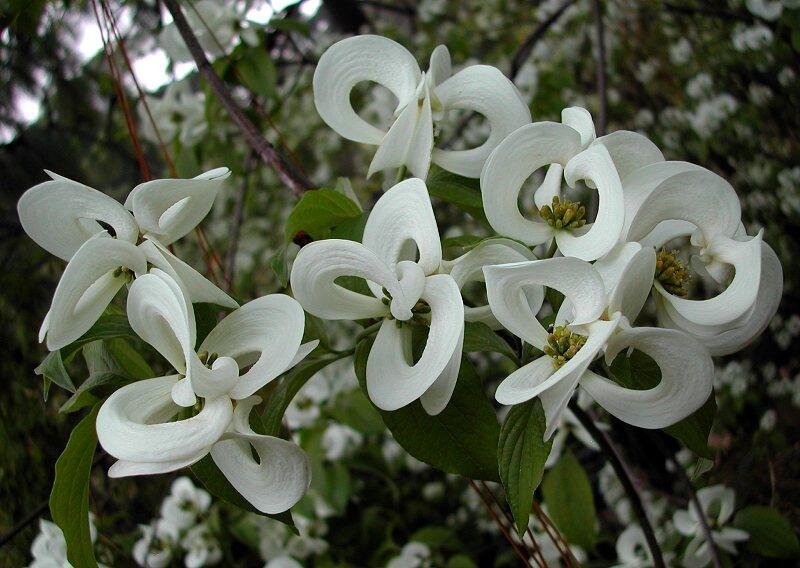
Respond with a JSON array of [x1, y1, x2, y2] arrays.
[[17, 168, 236, 350], [95, 269, 314, 514], [673, 485, 749, 568], [291, 178, 464, 414], [485, 244, 714, 437], [621, 160, 783, 355], [481, 107, 664, 261], [313, 35, 531, 179]]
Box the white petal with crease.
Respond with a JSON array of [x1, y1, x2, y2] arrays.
[[593, 130, 664, 182], [420, 324, 464, 415], [561, 107, 595, 148]]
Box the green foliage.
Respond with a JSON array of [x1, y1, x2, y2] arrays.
[[608, 349, 716, 458], [284, 188, 362, 241], [463, 321, 519, 365], [35, 350, 75, 396], [354, 337, 500, 481], [734, 506, 800, 558], [541, 451, 597, 550], [426, 166, 488, 225], [235, 46, 277, 99], [498, 399, 552, 536], [49, 403, 101, 568]]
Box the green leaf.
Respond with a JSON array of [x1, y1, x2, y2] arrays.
[[262, 353, 350, 437], [284, 188, 362, 241], [329, 211, 369, 242], [35, 350, 76, 393], [442, 234, 485, 250], [355, 337, 500, 481], [190, 455, 296, 529], [498, 399, 553, 536], [426, 166, 488, 224], [235, 47, 277, 98], [447, 555, 478, 568], [106, 338, 153, 379], [59, 372, 131, 414], [608, 349, 716, 458], [330, 388, 385, 437], [735, 506, 800, 558], [411, 526, 456, 548], [269, 245, 290, 288], [463, 321, 519, 364], [61, 314, 137, 361], [49, 403, 101, 568], [541, 451, 597, 549]]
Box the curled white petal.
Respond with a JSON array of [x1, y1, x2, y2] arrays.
[[432, 65, 531, 178], [561, 106, 595, 148], [593, 130, 664, 182], [484, 258, 606, 349], [18, 173, 138, 261], [587, 326, 714, 428], [557, 144, 625, 261], [202, 294, 306, 400], [481, 122, 581, 245], [419, 324, 464, 415], [428, 45, 452, 87], [368, 93, 434, 179], [313, 35, 420, 145], [366, 274, 463, 411], [97, 375, 232, 467], [606, 245, 657, 323], [362, 178, 442, 275], [45, 235, 147, 350]]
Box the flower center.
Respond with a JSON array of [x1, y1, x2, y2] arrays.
[[112, 266, 134, 282], [197, 351, 219, 368], [655, 249, 691, 297], [381, 288, 430, 327], [543, 325, 587, 369], [539, 196, 587, 230]]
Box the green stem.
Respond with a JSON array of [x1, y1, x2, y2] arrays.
[[355, 320, 383, 343], [394, 165, 407, 184], [543, 238, 558, 259]]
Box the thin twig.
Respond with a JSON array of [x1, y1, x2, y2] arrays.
[[530, 499, 580, 567], [480, 481, 547, 567], [162, 0, 313, 196], [468, 480, 533, 567], [568, 402, 666, 568]]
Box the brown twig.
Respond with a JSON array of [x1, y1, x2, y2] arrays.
[[530, 499, 580, 567], [468, 480, 533, 567], [162, 0, 313, 196], [479, 481, 547, 567], [569, 402, 666, 568]]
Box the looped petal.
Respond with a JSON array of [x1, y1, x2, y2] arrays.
[[561, 107, 595, 148], [557, 144, 625, 261], [446, 238, 537, 328], [290, 239, 401, 320], [362, 178, 442, 275], [660, 241, 782, 356], [393, 260, 427, 316], [657, 232, 762, 328], [587, 326, 714, 429], [626, 168, 741, 244], [201, 294, 307, 400], [211, 396, 310, 514], [18, 172, 138, 261], [428, 45, 452, 87], [366, 274, 463, 411], [420, 325, 464, 415], [484, 257, 606, 349], [432, 65, 531, 178], [604, 245, 657, 323], [45, 234, 147, 350], [592, 130, 664, 182], [127, 269, 196, 378], [481, 122, 581, 244], [140, 238, 238, 308], [368, 91, 434, 179], [313, 35, 421, 145], [126, 168, 230, 245], [533, 163, 564, 210], [620, 161, 703, 240], [97, 375, 232, 470]]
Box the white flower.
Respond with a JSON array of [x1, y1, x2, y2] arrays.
[[17, 168, 236, 350], [291, 179, 465, 415], [673, 485, 749, 568], [481, 108, 662, 261], [160, 1, 238, 62], [312, 35, 530, 179], [181, 524, 222, 568], [96, 270, 314, 514], [29, 516, 102, 568], [545, 393, 599, 468], [133, 520, 179, 568], [265, 557, 303, 568], [386, 542, 431, 568], [140, 83, 207, 148], [160, 477, 212, 532], [321, 422, 364, 460], [746, 0, 783, 20], [485, 246, 714, 437], [621, 162, 782, 355]]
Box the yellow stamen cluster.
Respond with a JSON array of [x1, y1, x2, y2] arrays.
[[543, 326, 587, 369], [112, 266, 133, 282], [655, 249, 691, 297], [539, 196, 587, 230]]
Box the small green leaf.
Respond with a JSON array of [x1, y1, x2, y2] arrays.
[[106, 338, 153, 379], [541, 451, 597, 549], [498, 399, 553, 536], [463, 321, 519, 364], [235, 47, 276, 98], [269, 245, 290, 288], [426, 166, 488, 224], [49, 403, 101, 568], [735, 506, 800, 558], [35, 350, 76, 393], [442, 234, 485, 250], [61, 314, 137, 361], [355, 337, 500, 481], [447, 554, 478, 568], [191, 456, 296, 530], [284, 188, 362, 241]]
